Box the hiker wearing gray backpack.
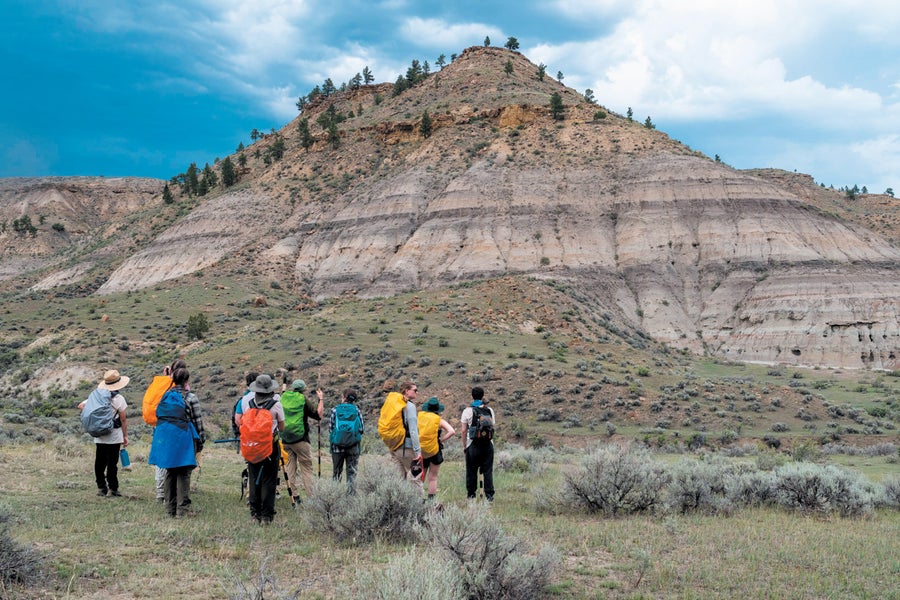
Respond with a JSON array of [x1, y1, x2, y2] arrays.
[[79, 369, 130, 498], [329, 388, 364, 494], [460, 386, 496, 501], [279, 379, 324, 507]]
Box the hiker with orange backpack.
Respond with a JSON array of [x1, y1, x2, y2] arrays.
[[234, 374, 285, 524], [377, 380, 423, 487]]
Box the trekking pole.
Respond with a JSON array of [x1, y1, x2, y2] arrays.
[[317, 371, 323, 478]]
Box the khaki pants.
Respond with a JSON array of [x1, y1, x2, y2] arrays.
[[390, 446, 423, 490], [283, 440, 314, 497]]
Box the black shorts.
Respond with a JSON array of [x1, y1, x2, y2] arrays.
[[423, 449, 444, 468]]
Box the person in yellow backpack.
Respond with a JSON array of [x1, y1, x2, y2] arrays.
[[418, 396, 455, 502], [378, 380, 422, 487]]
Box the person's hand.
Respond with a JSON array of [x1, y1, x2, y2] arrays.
[[122, 435, 129, 447], [316, 389, 324, 400]]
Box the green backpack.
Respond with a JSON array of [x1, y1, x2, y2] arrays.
[[280, 390, 307, 444]]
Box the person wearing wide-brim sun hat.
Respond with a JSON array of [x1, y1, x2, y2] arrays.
[[78, 369, 130, 498], [417, 396, 456, 503]]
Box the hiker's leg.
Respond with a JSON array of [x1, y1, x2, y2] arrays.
[[295, 441, 314, 496], [426, 464, 440, 496], [93, 444, 107, 491], [284, 442, 300, 496], [331, 450, 344, 481], [390, 447, 413, 479], [259, 458, 278, 522], [247, 462, 262, 521], [155, 466, 166, 500], [464, 446, 478, 498], [481, 444, 495, 500], [163, 468, 178, 516], [345, 449, 359, 494], [105, 443, 120, 493], [176, 467, 192, 514]]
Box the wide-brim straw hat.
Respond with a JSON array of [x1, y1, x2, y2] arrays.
[[98, 369, 130, 391]]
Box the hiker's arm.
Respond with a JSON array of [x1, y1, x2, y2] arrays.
[[77, 400, 86, 410], [276, 417, 285, 432], [460, 413, 469, 451], [234, 411, 243, 428], [119, 408, 128, 447], [188, 394, 206, 443], [315, 389, 324, 419], [439, 418, 455, 443], [404, 403, 421, 458]]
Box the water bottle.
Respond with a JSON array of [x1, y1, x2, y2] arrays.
[[120, 447, 132, 470]]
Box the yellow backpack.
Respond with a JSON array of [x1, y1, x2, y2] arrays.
[[377, 392, 408, 451], [142, 375, 174, 426], [418, 411, 441, 458]]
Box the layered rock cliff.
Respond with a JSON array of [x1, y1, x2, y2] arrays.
[[1, 46, 897, 369]]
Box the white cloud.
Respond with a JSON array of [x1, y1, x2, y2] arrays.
[[399, 17, 502, 50]]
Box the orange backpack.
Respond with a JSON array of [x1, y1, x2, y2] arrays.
[[240, 398, 276, 464], [142, 375, 174, 426], [377, 391, 408, 451]]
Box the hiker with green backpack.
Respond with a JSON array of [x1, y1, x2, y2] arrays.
[[279, 379, 324, 507], [329, 388, 364, 494]]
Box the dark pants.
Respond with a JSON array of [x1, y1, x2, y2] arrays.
[[332, 444, 360, 494], [163, 466, 193, 516], [465, 441, 494, 500], [247, 445, 279, 523], [94, 443, 121, 493]]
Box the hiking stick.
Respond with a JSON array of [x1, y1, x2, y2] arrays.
[[317, 371, 323, 478]]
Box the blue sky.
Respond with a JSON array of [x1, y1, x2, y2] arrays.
[[2, 0, 898, 194]]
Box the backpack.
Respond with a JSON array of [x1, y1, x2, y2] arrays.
[[331, 403, 363, 448], [377, 392, 408, 451], [418, 411, 441, 458], [142, 374, 174, 426], [240, 398, 277, 464], [231, 391, 251, 437], [82, 389, 116, 438], [279, 390, 307, 444], [468, 405, 494, 442]]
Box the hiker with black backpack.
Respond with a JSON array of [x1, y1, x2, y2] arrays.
[[329, 388, 364, 494], [148, 367, 205, 517], [279, 379, 324, 506], [79, 369, 130, 498], [460, 386, 496, 501], [234, 374, 285, 524]]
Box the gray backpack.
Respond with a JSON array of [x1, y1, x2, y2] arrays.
[[81, 389, 116, 438]]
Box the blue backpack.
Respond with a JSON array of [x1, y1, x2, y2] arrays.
[[81, 389, 116, 438], [330, 403, 363, 448]]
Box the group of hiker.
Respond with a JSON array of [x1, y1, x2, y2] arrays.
[[79, 360, 496, 523]]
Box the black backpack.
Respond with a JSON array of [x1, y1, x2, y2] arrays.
[[468, 405, 494, 442]]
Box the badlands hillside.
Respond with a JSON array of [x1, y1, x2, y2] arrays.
[[1, 45, 898, 371]]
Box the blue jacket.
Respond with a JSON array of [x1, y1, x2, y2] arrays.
[[148, 389, 198, 469]]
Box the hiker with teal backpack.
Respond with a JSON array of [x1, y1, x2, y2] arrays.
[[148, 367, 205, 517], [79, 369, 130, 498], [329, 388, 364, 494], [279, 379, 324, 506]]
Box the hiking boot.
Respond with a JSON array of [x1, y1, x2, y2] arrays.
[[97, 488, 109, 497], [109, 490, 122, 497], [292, 496, 301, 508]]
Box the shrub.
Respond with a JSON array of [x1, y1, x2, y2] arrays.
[[303, 459, 427, 543], [225, 556, 301, 600], [726, 469, 777, 507], [426, 505, 559, 600], [667, 458, 734, 514], [0, 512, 44, 590], [562, 444, 668, 516], [495, 444, 549, 475], [352, 549, 464, 599], [773, 463, 874, 516], [880, 475, 900, 508]]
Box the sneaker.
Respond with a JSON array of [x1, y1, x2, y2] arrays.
[[109, 490, 122, 497], [97, 489, 109, 497]]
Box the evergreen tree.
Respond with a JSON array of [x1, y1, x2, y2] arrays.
[[220, 157, 237, 187], [643, 116, 655, 129], [296, 95, 308, 112], [557, 70, 564, 82], [162, 183, 174, 204], [436, 54, 446, 69], [584, 89, 596, 104], [451, 53, 458, 62], [322, 78, 336, 96], [420, 110, 433, 138], [536, 63, 546, 81], [327, 121, 340, 148], [504, 59, 514, 75], [350, 73, 362, 89], [406, 59, 424, 85], [626, 107, 633, 121], [504, 37, 519, 51], [297, 117, 313, 152], [238, 153, 247, 168], [186, 163, 199, 196], [362, 66, 374, 85], [484, 36, 491, 46], [250, 129, 260, 142], [392, 74, 408, 97], [201, 162, 218, 190], [886, 188, 894, 197], [549, 92, 565, 120]]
